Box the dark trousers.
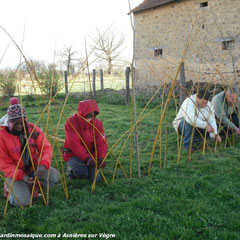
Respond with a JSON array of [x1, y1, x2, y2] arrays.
[[217, 113, 239, 136], [178, 119, 208, 149], [67, 156, 100, 183]]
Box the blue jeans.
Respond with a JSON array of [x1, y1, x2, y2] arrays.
[[67, 157, 100, 183], [178, 119, 208, 149]]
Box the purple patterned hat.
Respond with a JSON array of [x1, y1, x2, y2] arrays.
[[7, 97, 27, 130]]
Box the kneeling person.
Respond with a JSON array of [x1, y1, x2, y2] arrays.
[[63, 99, 108, 183], [0, 98, 60, 207], [172, 89, 221, 150]]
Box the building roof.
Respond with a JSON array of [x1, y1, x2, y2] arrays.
[[132, 0, 178, 14]]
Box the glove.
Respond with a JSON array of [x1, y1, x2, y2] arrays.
[[97, 158, 106, 168], [86, 157, 96, 168]]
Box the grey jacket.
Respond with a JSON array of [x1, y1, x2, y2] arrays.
[[211, 91, 239, 130]]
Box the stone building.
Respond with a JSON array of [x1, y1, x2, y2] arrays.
[[132, 0, 240, 89]]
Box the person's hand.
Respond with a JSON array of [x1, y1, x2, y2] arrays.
[[212, 134, 222, 142], [97, 158, 106, 168], [35, 165, 46, 177], [23, 175, 34, 185], [234, 127, 240, 135], [206, 124, 213, 133], [216, 135, 222, 142], [86, 157, 96, 168]]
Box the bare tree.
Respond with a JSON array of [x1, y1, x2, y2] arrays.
[[60, 45, 79, 75], [91, 29, 125, 75]]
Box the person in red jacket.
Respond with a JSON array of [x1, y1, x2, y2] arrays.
[[63, 99, 108, 183], [0, 98, 60, 207]]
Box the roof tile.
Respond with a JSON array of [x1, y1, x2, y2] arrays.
[[132, 0, 177, 13]]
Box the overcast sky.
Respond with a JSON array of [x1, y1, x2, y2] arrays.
[[0, 0, 143, 69]]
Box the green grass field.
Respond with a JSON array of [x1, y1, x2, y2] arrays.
[[18, 74, 128, 96], [0, 94, 240, 240]]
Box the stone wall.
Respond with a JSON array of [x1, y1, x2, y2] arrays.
[[133, 0, 240, 89]]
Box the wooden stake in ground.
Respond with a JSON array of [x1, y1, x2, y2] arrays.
[[128, 0, 141, 178]]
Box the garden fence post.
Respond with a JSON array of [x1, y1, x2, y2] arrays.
[[100, 69, 104, 91], [125, 67, 130, 103], [92, 69, 96, 97], [64, 71, 68, 97]]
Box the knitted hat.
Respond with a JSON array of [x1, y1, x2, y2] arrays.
[[7, 97, 27, 130]]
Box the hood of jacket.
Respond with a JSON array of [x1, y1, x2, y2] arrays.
[[77, 99, 99, 119]]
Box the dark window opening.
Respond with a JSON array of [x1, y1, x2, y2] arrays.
[[154, 49, 163, 56], [222, 40, 235, 50], [200, 2, 208, 8], [202, 24, 205, 29]]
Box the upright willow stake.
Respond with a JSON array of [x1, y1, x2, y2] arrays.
[[129, 92, 133, 178], [131, 65, 141, 178], [159, 84, 166, 169], [128, 0, 141, 178], [164, 102, 168, 169]]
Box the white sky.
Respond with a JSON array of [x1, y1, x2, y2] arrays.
[[0, 0, 143, 69]]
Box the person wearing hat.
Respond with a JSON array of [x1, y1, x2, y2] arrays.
[[63, 99, 108, 183], [0, 97, 60, 207]]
